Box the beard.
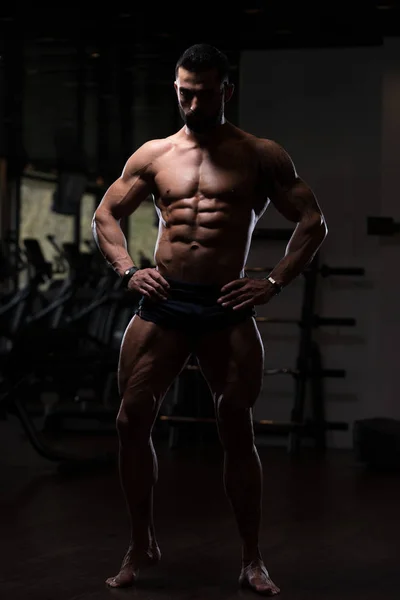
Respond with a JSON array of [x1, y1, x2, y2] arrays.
[[179, 105, 223, 134]]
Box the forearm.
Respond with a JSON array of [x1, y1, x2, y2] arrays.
[[269, 216, 327, 288], [92, 208, 136, 276]]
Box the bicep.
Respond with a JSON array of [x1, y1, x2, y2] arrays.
[[96, 154, 155, 221], [262, 141, 323, 223], [271, 177, 322, 223]]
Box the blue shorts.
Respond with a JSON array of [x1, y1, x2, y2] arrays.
[[136, 278, 256, 333]]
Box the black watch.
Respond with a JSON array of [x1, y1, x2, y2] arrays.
[[121, 266, 140, 289]]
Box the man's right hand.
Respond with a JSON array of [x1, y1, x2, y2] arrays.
[[127, 268, 170, 301]]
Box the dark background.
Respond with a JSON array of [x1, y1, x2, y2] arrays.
[[1, 1, 399, 181], [2, 5, 400, 600]]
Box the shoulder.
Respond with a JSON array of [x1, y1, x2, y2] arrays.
[[252, 136, 298, 185], [230, 127, 294, 168], [232, 130, 298, 193], [123, 138, 175, 177], [248, 134, 295, 169]]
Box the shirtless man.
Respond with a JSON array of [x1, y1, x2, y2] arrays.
[[92, 43, 327, 596]]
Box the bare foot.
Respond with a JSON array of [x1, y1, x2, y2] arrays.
[[105, 543, 161, 588], [239, 559, 280, 596]]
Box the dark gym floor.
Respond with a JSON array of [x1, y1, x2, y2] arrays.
[[1, 420, 400, 600]]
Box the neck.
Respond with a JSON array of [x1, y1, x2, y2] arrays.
[[184, 117, 228, 143]]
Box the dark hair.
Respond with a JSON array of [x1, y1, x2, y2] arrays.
[[175, 43, 230, 83]]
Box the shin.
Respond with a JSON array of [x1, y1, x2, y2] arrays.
[[216, 400, 263, 563], [116, 384, 162, 551]]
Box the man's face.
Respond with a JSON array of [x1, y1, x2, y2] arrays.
[[174, 67, 228, 134]]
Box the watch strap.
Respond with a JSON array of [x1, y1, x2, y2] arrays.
[[121, 266, 140, 289], [266, 275, 283, 295]]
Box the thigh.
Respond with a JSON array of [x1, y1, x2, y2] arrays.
[[118, 314, 192, 400], [195, 317, 265, 408]]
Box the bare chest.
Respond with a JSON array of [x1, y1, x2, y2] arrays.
[[153, 145, 256, 203]]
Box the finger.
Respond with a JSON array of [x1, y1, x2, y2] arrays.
[[232, 299, 254, 311], [142, 274, 169, 297], [224, 289, 254, 307], [220, 279, 246, 294], [218, 290, 243, 304], [221, 293, 250, 307], [146, 279, 169, 299], [141, 282, 167, 301], [218, 284, 250, 303], [147, 270, 170, 290]]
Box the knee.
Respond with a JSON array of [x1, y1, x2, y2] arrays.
[[116, 389, 158, 439], [216, 377, 261, 415], [216, 401, 255, 455]]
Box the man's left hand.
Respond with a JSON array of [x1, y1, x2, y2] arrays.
[[218, 278, 276, 311]]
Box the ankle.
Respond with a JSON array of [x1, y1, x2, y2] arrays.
[[242, 547, 262, 566], [129, 534, 152, 550]]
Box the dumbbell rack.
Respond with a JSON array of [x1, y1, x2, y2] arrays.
[[251, 228, 364, 453], [287, 250, 358, 454]]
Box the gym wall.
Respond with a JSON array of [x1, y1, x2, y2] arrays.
[[239, 37, 400, 449]]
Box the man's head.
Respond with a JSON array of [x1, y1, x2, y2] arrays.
[[174, 43, 234, 134]]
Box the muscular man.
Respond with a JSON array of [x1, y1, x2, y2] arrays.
[[92, 43, 327, 596]]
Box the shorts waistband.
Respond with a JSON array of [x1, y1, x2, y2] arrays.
[[165, 277, 222, 291], [162, 278, 222, 305]]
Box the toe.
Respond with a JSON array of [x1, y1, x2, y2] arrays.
[[241, 572, 280, 596], [255, 584, 280, 596], [105, 571, 136, 588]]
